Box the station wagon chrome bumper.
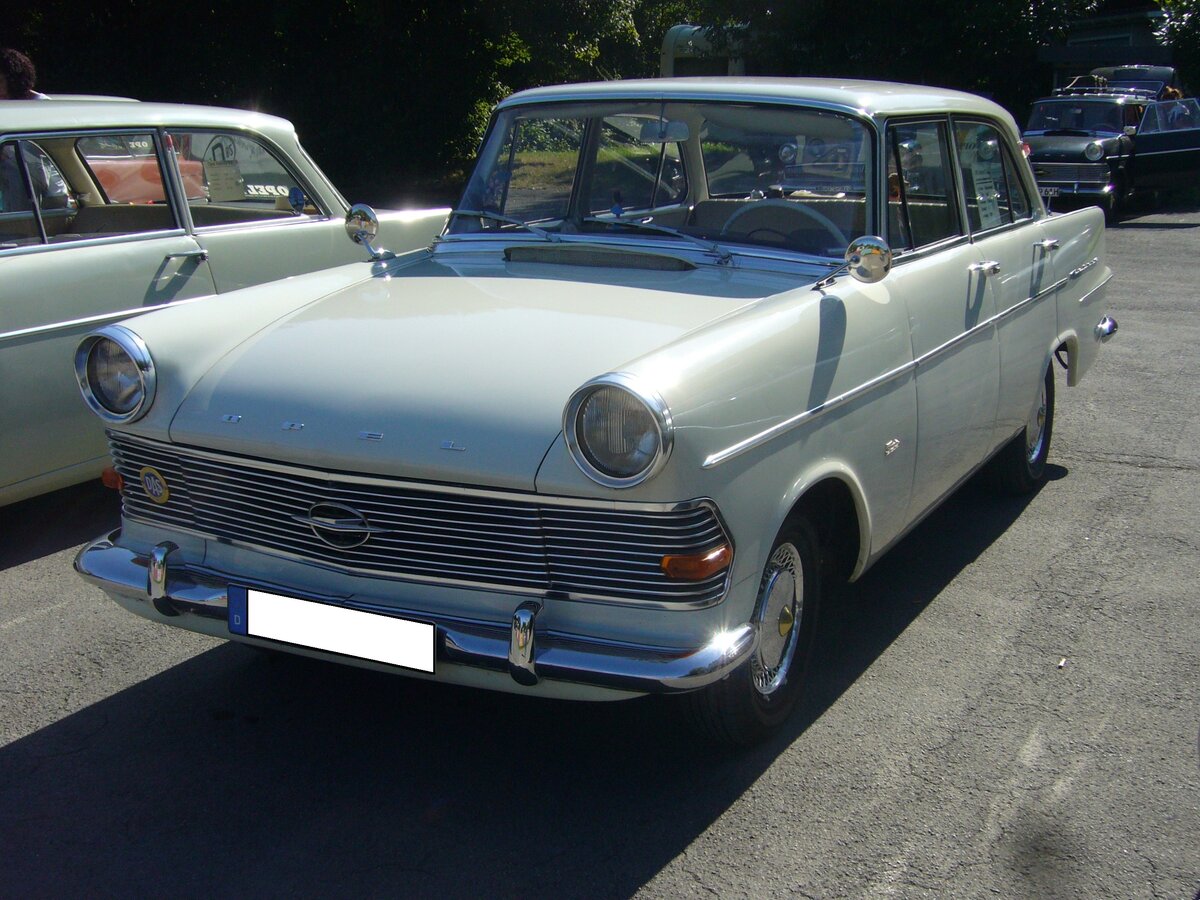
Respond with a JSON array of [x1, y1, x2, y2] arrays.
[[75, 532, 754, 695]]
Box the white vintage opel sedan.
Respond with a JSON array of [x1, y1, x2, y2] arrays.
[[0, 99, 445, 506], [75, 79, 1117, 744]]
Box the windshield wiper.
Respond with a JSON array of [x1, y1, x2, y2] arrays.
[[582, 216, 732, 265], [448, 208, 559, 242]]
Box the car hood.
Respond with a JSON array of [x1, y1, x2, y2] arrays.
[[1026, 133, 1118, 160], [168, 252, 791, 490]]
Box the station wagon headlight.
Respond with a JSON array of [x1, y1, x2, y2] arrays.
[[1084, 141, 1105, 161], [564, 374, 673, 487], [75, 325, 156, 423]]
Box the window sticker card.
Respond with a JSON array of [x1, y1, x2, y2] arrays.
[[203, 160, 245, 201], [971, 164, 1003, 230]]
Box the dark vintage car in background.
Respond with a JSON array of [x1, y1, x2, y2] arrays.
[[1025, 65, 1200, 221]]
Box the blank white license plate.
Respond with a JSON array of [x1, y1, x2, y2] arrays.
[[1039, 186, 1060, 198], [245, 588, 434, 673]]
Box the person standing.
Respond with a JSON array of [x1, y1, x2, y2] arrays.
[[0, 48, 49, 100]]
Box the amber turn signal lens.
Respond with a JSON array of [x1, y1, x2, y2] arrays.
[[101, 467, 124, 491], [661, 544, 732, 581]]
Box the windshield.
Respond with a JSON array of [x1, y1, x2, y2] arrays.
[[447, 99, 873, 259], [1027, 100, 1125, 134]]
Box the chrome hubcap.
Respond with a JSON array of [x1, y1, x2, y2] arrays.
[[752, 542, 803, 697], [1025, 378, 1047, 465]]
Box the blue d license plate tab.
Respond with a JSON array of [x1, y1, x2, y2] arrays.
[[228, 585, 249, 635]]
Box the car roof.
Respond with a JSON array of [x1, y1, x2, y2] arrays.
[[0, 99, 298, 140], [500, 77, 1016, 124]]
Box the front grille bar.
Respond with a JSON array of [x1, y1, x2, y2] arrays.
[[109, 433, 732, 606]]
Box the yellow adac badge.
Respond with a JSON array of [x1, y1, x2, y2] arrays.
[[139, 466, 171, 504]]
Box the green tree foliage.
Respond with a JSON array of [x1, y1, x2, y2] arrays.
[[1, 0, 706, 203], [0, 0, 1110, 205], [1155, 0, 1200, 89], [694, 0, 1097, 112]]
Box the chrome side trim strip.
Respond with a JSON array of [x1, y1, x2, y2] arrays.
[[993, 277, 1069, 324], [1134, 146, 1200, 157], [703, 358, 918, 468], [703, 276, 1070, 468], [1076, 271, 1113, 304], [0, 294, 209, 344]]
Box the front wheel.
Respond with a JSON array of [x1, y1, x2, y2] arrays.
[[682, 518, 822, 746], [993, 362, 1055, 495]]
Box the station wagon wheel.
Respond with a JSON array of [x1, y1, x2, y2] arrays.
[[683, 518, 821, 746], [993, 362, 1055, 495]]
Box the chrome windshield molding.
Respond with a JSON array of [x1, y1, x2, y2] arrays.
[[75, 324, 156, 424], [563, 372, 675, 489], [77, 532, 754, 691], [0, 294, 208, 345]]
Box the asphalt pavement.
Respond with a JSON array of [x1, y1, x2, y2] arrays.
[[0, 204, 1196, 899]]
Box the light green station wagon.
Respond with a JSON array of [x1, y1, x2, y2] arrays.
[[74, 79, 1117, 744], [0, 99, 446, 506]]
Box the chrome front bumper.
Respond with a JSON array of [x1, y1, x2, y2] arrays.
[[75, 532, 754, 695]]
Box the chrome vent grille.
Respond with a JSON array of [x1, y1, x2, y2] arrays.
[[1031, 162, 1109, 183], [110, 434, 729, 605]]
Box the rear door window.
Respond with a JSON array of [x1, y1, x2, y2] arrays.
[[886, 120, 962, 250], [168, 131, 320, 225], [953, 121, 1033, 233]]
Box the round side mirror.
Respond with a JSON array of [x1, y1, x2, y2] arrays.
[[845, 236, 892, 284], [345, 203, 380, 245]]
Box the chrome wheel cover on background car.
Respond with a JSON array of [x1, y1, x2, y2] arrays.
[[1026, 376, 1049, 466]]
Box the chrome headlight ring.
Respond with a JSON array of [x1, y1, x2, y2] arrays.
[[75, 324, 156, 423], [1084, 141, 1105, 162], [564, 372, 674, 488]]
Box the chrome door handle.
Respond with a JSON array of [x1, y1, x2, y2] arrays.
[[1035, 238, 1061, 251], [969, 260, 1001, 276], [165, 249, 209, 262]]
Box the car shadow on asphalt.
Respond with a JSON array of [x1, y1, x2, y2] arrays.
[[0, 480, 120, 570], [0, 471, 1046, 898]]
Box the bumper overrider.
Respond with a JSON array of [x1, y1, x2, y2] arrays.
[[75, 532, 756, 695]]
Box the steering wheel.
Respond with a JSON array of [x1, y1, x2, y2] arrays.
[[720, 198, 848, 248]]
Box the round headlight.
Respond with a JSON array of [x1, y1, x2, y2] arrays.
[[1084, 141, 1105, 162], [75, 325, 155, 423], [564, 374, 673, 487]]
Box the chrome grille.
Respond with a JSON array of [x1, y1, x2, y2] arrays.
[[1031, 162, 1109, 184], [110, 434, 730, 605]]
